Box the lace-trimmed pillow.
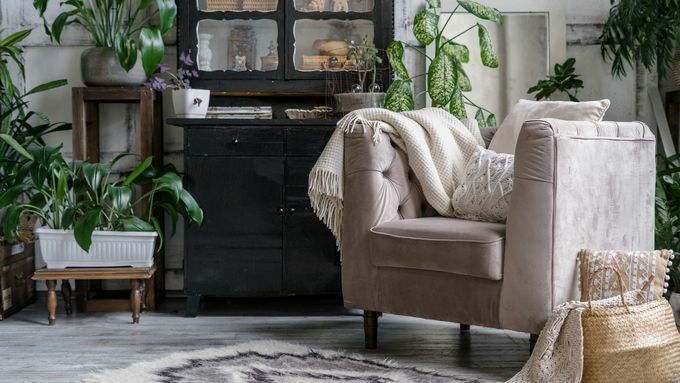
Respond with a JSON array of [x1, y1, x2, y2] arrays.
[[452, 146, 514, 222], [578, 249, 675, 302]]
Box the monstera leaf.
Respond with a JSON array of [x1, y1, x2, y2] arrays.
[[478, 24, 499, 68], [413, 9, 439, 45], [385, 80, 415, 112], [386, 41, 410, 80], [449, 85, 467, 119], [442, 42, 470, 63], [427, 53, 456, 106], [457, 0, 502, 23]]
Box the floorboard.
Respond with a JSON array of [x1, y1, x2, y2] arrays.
[[0, 297, 528, 382]]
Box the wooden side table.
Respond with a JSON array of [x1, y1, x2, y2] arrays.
[[71, 87, 164, 311], [32, 267, 156, 325]]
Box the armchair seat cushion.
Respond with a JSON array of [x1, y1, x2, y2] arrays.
[[369, 217, 505, 280]]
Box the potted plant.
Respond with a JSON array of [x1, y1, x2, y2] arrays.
[[655, 154, 680, 327], [334, 35, 386, 113], [384, 0, 501, 127], [527, 58, 584, 102], [146, 53, 210, 118], [0, 146, 203, 268], [33, 0, 177, 86]]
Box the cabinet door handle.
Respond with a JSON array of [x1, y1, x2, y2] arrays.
[[277, 208, 284, 215], [288, 207, 296, 216], [231, 138, 239, 144]]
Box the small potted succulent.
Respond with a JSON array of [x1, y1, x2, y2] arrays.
[[34, 0, 176, 86], [334, 35, 386, 113], [0, 146, 203, 268], [146, 52, 211, 118]]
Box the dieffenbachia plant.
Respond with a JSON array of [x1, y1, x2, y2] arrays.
[[33, 0, 177, 77], [385, 0, 501, 127]]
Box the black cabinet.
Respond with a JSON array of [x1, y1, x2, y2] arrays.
[[172, 119, 340, 315]]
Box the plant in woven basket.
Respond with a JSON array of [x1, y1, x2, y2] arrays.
[[655, 154, 680, 294], [599, 0, 680, 79], [384, 0, 501, 128], [527, 58, 584, 102]]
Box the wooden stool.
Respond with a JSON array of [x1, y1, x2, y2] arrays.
[[32, 267, 156, 325]]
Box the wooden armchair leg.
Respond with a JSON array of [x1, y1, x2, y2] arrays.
[[529, 333, 539, 354], [363, 310, 379, 350]]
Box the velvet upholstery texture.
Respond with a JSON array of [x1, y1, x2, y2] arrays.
[[341, 118, 655, 335]]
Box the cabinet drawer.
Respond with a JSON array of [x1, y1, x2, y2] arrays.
[[186, 127, 284, 156], [287, 127, 335, 156]]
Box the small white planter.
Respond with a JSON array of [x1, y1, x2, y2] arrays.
[[172, 88, 210, 118], [36, 227, 157, 269]]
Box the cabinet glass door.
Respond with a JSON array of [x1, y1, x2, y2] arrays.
[[197, 0, 278, 12], [293, 0, 374, 12], [197, 19, 279, 72], [292, 19, 374, 72]]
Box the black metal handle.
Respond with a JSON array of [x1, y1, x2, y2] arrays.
[[232, 138, 239, 144], [277, 207, 284, 215], [288, 207, 295, 216]]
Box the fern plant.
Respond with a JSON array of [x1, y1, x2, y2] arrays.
[[599, 0, 680, 79], [527, 58, 584, 102], [384, 0, 501, 128]]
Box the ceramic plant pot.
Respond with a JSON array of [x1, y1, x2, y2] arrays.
[[36, 227, 157, 268], [171, 88, 211, 118], [334, 92, 386, 113], [80, 47, 147, 86]]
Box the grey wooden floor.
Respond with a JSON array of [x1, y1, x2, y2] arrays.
[[0, 297, 528, 382]]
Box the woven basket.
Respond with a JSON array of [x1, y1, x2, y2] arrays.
[[582, 267, 680, 382], [206, 0, 277, 11]]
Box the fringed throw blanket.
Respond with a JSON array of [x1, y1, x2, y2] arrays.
[[308, 107, 484, 246], [508, 291, 646, 383]]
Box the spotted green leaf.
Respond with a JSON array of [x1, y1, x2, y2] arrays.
[[384, 80, 414, 112], [427, 0, 441, 7], [478, 24, 499, 68], [428, 53, 455, 106], [457, 0, 502, 23], [486, 113, 496, 127], [386, 41, 410, 80], [455, 63, 472, 92], [442, 42, 469, 63], [475, 109, 487, 128], [449, 86, 467, 119], [413, 9, 439, 46]]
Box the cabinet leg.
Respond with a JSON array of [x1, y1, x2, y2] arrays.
[[363, 310, 379, 350], [130, 279, 142, 324], [61, 280, 72, 315], [460, 323, 470, 333], [186, 294, 201, 318], [46, 280, 57, 326]]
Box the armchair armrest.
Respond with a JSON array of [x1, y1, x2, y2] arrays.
[[341, 126, 425, 310], [500, 119, 656, 333]]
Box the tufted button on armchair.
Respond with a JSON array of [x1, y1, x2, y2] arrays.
[[341, 118, 656, 349]]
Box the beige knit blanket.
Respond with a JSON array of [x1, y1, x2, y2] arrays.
[[308, 107, 484, 246], [509, 291, 646, 383]]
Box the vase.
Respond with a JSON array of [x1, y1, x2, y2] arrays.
[[171, 88, 211, 118], [198, 33, 213, 71], [80, 47, 147, 86], [36, 227, 156, 268], [334, 92, 386, 113], [670, 292, 680, 328]]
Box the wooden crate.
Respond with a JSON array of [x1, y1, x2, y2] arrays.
[[206, 0, 277, 11], [0, 242, 35, 320]]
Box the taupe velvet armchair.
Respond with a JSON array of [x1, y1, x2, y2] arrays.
[[341, 118, 655, 349]]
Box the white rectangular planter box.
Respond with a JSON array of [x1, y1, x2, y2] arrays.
[[36, 227, 157, 269]]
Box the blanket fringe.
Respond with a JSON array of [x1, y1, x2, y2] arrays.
[[308, 167, 343, 248]]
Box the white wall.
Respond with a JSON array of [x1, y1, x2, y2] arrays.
[[2, 0, 670, 292]]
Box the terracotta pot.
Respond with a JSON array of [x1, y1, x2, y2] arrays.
[[81, 47, 147, 86]]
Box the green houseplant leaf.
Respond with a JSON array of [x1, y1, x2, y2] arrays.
[[179, 189, 204, 225], [107, 185, 132, 212], [384, 80, 414, 112], [428, 53, 456, 106], [386, 41, 410, 80], [118, 216, 154, 231], [449, 86, 467, 119], [139, 27, 164, 77], [114, 33, 138, 72], [155, 0, 177, 34], [457, 0, 502, 23], [0, 133, 34, 160], [442, 42, 470, 63], [413, 9, 439, 45], [427, 0, 441, 7], [486, 113, 496, 127], [74, 208, 103, 252], [478, 24, 499, 68], [475, 108, 487, 128]]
